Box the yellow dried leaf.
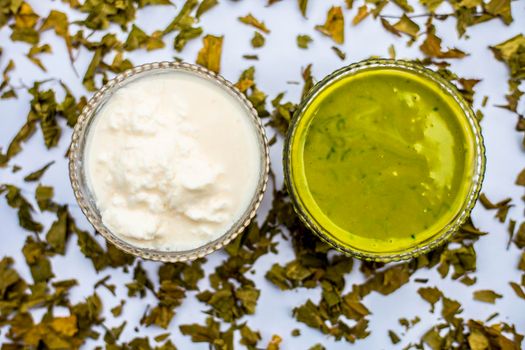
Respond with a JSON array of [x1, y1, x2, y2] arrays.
[[196, 34, 223, 73]]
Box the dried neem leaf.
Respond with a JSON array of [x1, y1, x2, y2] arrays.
[[23, 161, 55, 182], [251, 31, 265, 48], [509, 282, 525, 299], [111, 300, 125, 317], [196, 282, 260, 322], [95, 275, 116, 295], [141, 279, 186, 328], [164, 0, 198, 34], [380, 17, 401, 37], [46, 206, 69, 254], [1, 80, 82, 163], [79, 33, 129, 91], [353, 264, 411, 298], [78, 0, 169, 30], [420, 21, 466, 59], [174, 26, 203, 51], [235, 66, 270, 119], [238, 13, 270, 33], [352, 5, 369, 26], [308, 344, 325, 350], [239, 323, 261, 350], [458, 78, 481, 104], [70, 292, 104, 341], [490, 34, 525, 80], [104, 320, 126, 344], [388, 330, 401, 344], [40, 10, 74, 64], [22, 236, 54, 283], [298, 0, 308, 17], [479, 193, 513, 223], [393, 14, 420, 38], [484, 0, 512, 25], [10, 2, 40, 45], [516, 168, 525, 186], [331, 46, 346, 60], [0, 118, 36, 167], [243, 54, 259, 60], [124, 25, 165, 51], [297, 34, 312, 49], [266, 335, 282, 350], [514, 222, 525, 249], [196, 34, 223, 73], [159, 260, 205, 290], [0, 58, 15, 93], [268, 92, 296, 135], [392, 0, 414, 12], [418, 286, 442, 312], [180, 317, 234, 350], [196, 0, 218, 18], [301, 63, 314, 99], [467, 320, 523, 349], [35, 184, 58, 212], [473, 290, 503, 304], [369, 0, 388, 17], [126, 262, 155, 297], [1, 184, 43, 232], [315, 6, 344, 44], [388, 44, 396, 59]]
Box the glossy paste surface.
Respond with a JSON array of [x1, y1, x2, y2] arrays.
[[289, 67, 475, 253]]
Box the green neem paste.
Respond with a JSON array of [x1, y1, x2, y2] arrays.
[[286, 65, 479, 256]]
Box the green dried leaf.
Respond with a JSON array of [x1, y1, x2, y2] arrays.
[[331, 46, 346, 60], [352, 5, 369, 26], [164, 0, 198, 34], [2, 184, 43, 232], [418, 286, 442, 312], [24, 161, 54, 182], [46, 206, 68, 254], [388, 330, 401, 344], [509, 282, 525, 299], [196, 34, 223, 73], [22, 236, 54, 283], [473, 290, 502, 304], [35, 184, 56, 211], [251, 31, 265, 48], [239, 323, 261, 349], [420, 22, 466, 58], [393, 14, 420, 38], [516, 168, 525, 186], [174, 26, 202, 51], [484, 0, 512, 25], [298, 0, 308, 17], [315, 6, 344, 44], [297, 34, 312, 49], [239, 13, 270, 33], [196, 0, 218, 18], [124, 25, 165, 51]]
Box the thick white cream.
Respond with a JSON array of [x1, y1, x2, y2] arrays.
[[85, 71, 261, 251]]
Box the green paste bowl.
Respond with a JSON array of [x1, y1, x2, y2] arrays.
[[283, 59, 485, 262]]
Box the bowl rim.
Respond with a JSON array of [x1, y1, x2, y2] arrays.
[[283, 58, 486, 262], [68, 61, 270, 262]]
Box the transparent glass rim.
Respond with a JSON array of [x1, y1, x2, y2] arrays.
[[69, 61, 270, 262], [283, 58, 486, 262]]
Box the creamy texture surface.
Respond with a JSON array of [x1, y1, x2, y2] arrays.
[[289, 68, 475, 253], [86, 71, 261, 251]]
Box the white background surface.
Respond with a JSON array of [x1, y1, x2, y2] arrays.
[[1, 0, 524, 349]]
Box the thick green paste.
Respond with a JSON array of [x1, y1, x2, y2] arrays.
[[289, 68, 476, 254]]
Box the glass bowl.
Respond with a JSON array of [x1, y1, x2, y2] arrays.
[[69, 61, 270, 262], [283, 58, 485, 262]]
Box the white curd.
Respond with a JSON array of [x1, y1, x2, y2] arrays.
[[85, 71, 261, 251]]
